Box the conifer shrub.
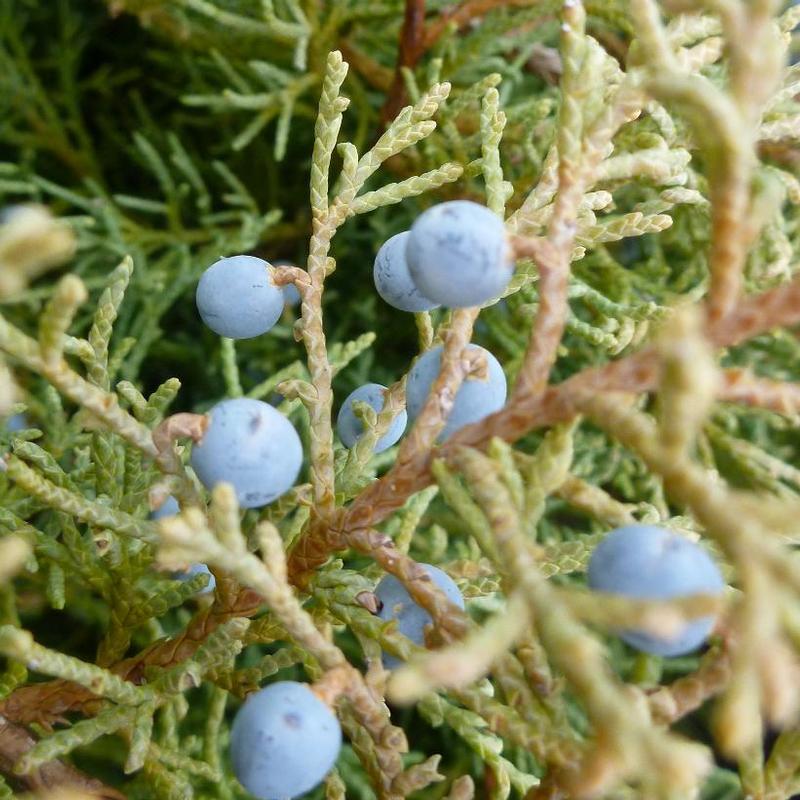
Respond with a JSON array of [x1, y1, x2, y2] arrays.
[[2, 1, 800, 798]]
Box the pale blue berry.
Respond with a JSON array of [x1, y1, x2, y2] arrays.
[[406, 200, 514, 308], [376, 565, 464, 669], [373, 232, 439, 312], [1, 414, 29, 474], [587, 525, 724, 657], [337, 383, 407, 453], [148, 498, 215, 595], [196, 255, 284, 339], [191, 398, 302, 509], [150, 495, 179, 520], [405, 344, 506, 440], [5, 414, 27, 433], [230, 681, 341, 800], [282, 283, 301, 307]]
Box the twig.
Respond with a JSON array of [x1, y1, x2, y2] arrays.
[[0, 716, 124, 798], [380, 0, 427, 125]]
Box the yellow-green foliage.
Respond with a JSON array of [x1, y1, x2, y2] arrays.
[[2, 1, 800, 798]]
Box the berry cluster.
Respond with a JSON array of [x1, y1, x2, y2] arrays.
[[369, 200, 512, 443], [181, 199, 513, 797], [194, 254, 305, 508], [0, 194, 731, 800], [191, 198, 515, 505], [185, 201, 721, 797], [374, 201, 513, 311]]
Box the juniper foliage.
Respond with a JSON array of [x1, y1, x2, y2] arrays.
[[2, 1, 800, 798]]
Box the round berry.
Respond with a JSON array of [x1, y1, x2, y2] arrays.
[[282, 283, 301, 307], [406, 201, 513, 308], [587, 525, 724, 657], [5, 414, 28, 433], [337, 383, 407, 453], [230, 681, 341, 800], [150, 495, 179, 521], [375, 565, 464, 669], [373, 232, 439, 313], [0, 414, 29, 474], [196, 255, 284, 339], [190, 398, 302, 509], [405, 344, 506, 440]]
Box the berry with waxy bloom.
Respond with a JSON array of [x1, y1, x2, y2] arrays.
[[230, 681, 341, 799], [373, 231, 439, 312], [375, 565, 464, 668], [190, 398, 302, 509], [337, 383, 407, 453], [405, 344, 506, 440], [587, 524, 725, 657], [196, 255, 284, 339], [406, 200, 513, 308]]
